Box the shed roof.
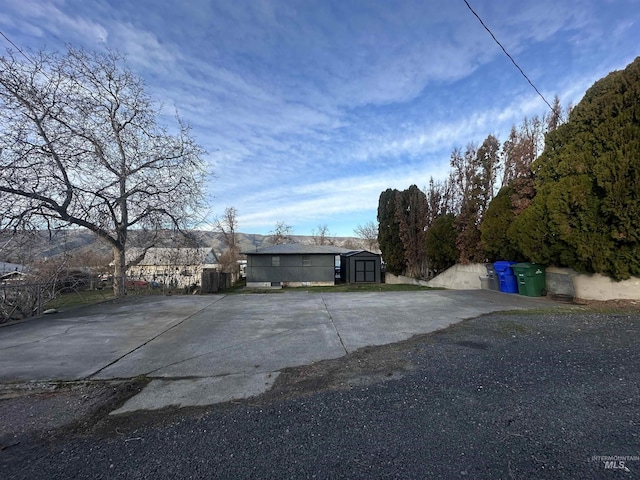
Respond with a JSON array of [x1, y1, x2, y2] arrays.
[[243, 244, 353, 255], [341, 250, 381, 257]]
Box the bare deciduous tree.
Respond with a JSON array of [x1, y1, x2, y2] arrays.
[[0, 255, 68, 323], [476, 134, 501, 217], [354, 221, 379, 251], [214, 207, 240, 272], [454, 137, 500, 264], [424, 176, 456, 228], [268, 221, 293, 245], [0, 47, 206, 297], [449, 144, 478, 214], [311, 224, 334, 245], [501, 115, 546, 187]]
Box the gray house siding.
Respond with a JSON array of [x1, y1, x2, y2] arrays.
[[341, 251, 382, 284], [246, 254, 336, 287]]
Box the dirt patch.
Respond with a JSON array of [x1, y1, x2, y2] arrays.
[[0, 378, 148, 450], [573, 298, 640, 310], [254, 338, 428, 405]]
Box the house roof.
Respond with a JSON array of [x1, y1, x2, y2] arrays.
[[1, 270, 29, 282], [126, 247, 219, 266], [243, 244, 353, 255], [0, 262, 26, 274]]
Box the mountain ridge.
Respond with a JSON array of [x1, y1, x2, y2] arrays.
[[0, 229, 366, 265]]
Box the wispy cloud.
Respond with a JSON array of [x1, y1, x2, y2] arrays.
[[236, 163, 450, 231], [2, 0, 109, 45], [2, 0, 638, 235]]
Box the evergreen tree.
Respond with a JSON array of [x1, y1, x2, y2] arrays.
[[511, 57, 640, 280], [395, 185, 428, 277], [480, 186, 524, 261], [377, 189, 405, 275], [425, 214, 459, 274]]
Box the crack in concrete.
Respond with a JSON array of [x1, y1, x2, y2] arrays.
[[322, 294, 349, 355], [0, 323, 80, 350], [84, 296, 226, 380], [141, 325, 301, 376], [132, 302, 343, 377]]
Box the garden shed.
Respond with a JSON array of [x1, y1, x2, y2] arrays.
[[243, 244, 352, 288], [340, 250, 382, 284]]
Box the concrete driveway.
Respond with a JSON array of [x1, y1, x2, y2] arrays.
[[0, 290, 549, 412]]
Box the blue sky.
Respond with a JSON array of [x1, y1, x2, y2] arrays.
[[1, 1, 638, 237]]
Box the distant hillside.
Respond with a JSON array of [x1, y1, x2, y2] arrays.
[[0, 229, 367, 265]]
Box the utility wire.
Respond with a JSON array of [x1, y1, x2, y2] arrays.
[[1, 29, 86, 94], [0, 30, 114, 102], [463, 0, 553, 112], [0, 30, 36, 66]]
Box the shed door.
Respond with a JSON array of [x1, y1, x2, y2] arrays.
[[355, 260, 375, 283]]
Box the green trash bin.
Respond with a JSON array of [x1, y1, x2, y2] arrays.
[[512, 263, 546, 296]]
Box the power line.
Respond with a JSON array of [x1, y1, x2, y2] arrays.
[[0, 30, 114, 101], [463, 0, 553, 112], [0, 30, 37, 66]]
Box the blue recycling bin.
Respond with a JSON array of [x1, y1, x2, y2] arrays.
[[493, 260, 518, 293]]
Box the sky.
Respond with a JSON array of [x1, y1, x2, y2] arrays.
[[1, 0, 639, 237]]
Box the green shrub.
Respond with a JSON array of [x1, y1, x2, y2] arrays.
[[512, 57, 640, 280], [425, 214, 459, 274]]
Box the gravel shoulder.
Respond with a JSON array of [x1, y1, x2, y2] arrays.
[[2, 304, 640, 479]]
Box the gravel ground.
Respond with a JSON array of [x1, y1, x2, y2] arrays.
[[2, 309, 640, 479]]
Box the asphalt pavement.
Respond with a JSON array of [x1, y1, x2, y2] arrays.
[[2, 306, 639, 479]]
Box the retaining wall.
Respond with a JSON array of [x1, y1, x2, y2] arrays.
[[386, 264, 640, 301]]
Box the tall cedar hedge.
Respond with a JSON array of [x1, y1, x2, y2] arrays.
[[424, 213, 459, 274], [377, 189, 405, 275], [480, 185, 523, 262], [509, 56, 640, 280]]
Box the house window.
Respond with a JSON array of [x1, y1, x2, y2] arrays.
[[302, 256, 311, 267], [271, 256, 280, 267]]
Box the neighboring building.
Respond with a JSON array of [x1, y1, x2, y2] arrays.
[[0, 270, 29, 284], [340, 250, 383, 284], [0, 262, 26, 275], [126, 247, 220, 288], [244, 244, 353, 288]]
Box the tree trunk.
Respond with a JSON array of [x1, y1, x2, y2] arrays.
[[112, 246, 126, 298]]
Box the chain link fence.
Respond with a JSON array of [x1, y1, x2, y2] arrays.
[[1, 270, 238, 324], [0, 282, 53, 323]]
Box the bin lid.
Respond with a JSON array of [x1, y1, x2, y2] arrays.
[[512, 262, 532, 268], [513, 262, 546, 274], [493, 260, 516, 272]]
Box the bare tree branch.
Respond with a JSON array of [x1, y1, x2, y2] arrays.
[[269, 221, 293, 245], [353, 221, 378, 251], [0, 47, 208, 297], [311, 224, 334, 246]]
